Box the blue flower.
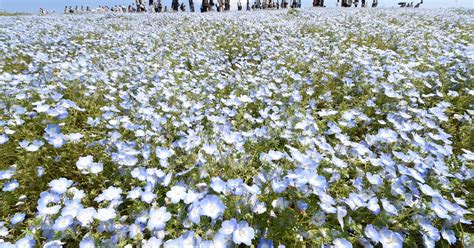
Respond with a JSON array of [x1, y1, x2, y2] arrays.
[[79, 235, 95, 248], [381, 198, 398, 216], [147, 207, 171, 231], [52, 215, 74, 232], [48, 178, 73, 194], [199, 195, 226, 220], [232, 221, 255, 246], [140, 191, 157, 204], [3, 180, 19, 192], [93, 208, 116, 222], [10, 212, 26, 225], [379, 229, 403, 248], [166, 185, 187, 204], [441, 228, 456, 245], [365, 224, 380, 244], [258, 238, 274, 248], [219, 218, 237, 235], [94, 186, 122, 202], [333, 238, 352, 248], [0, 134, 9, 145]]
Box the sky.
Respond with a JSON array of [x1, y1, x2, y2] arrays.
[[0, 0, 472, 13]]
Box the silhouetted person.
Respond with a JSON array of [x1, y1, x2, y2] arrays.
[[414, 0, 423, 7], [171, 0, 179, 11], [246, 0, 251, 10], [372, 0, 378, 7], [224, 0, 230, 10], [201, 0, 210, 12], [361, 0, 366, 7], [189, 0, 195, 11]]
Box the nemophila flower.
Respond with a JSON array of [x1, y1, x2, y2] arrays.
[[77, 207, 96, 227], [45, 132, 66, 149], [76, 155, 93, 171], [48, 178, 73, 194], [10, 212, 26, 225], [140, 191, 156, 204], [260, 150, 285, 162], [310, 212, 326, 227], [258, 238, 274, 248], [381, 199, 398, 216], [337, 206, 347, 229], [52, 215, 73, 232], [79, 235, 95, 248], [66, 133, 83, 142], [333, 238, 352, 248], [210, 177, 227, 193], [19, 140, 44, 152], [367, 197, 380, 214], [365, 224, 380, 243], [188, 202, 202, 224], [233, 221, 255, 246], [147, 207, 171, 231], [441, 228, 456, 245], [271, 179, 288, 193], [0, 134, 9, 144], [129, 223, 142, 239], [297, 200, 308, 211], [366, 172, 383, 187], [156, 146, 174, 159], [3, 180, 19, 192], [143, 237, 163, 248], [16, 235, 36, 248], [94, 208, 116, 222], [376, 129, 398, 143], [199, 195, 226, 220], [95, 186, 122, 202], [37, 166, 45, 177], [127, 187, 143, 200], [219, 218, 237, 235], [166, 185, 187, 204], [201, 143, 218, 155], [379, 229, 404, 248]]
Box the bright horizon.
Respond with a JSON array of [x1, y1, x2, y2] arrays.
[[0, 0, 472, 13]]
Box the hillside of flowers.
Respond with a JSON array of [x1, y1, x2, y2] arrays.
[[0, 8, 473, 247]]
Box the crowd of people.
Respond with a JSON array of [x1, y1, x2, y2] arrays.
[[60, 0, 381, 14]]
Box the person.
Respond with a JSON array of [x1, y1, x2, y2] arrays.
[[238, 0, 242, 10], [164, 6, 168, 11], [172, 0, 179, 11], [224, 0, 230, 10], [246, 0, 251, 10], [86, 6, 90, 12], [354, 0, 358, 7], [372, 0, 378, 7], [157, 0, 163, 12], [180, 2, 186, 11], [361, 0, 366, 6], [189, 0, 195, 12], [149, 0, 155, 12], [209, 0, 215, 10]]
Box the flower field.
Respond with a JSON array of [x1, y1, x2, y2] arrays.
[[0, 8, 473, 247]]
